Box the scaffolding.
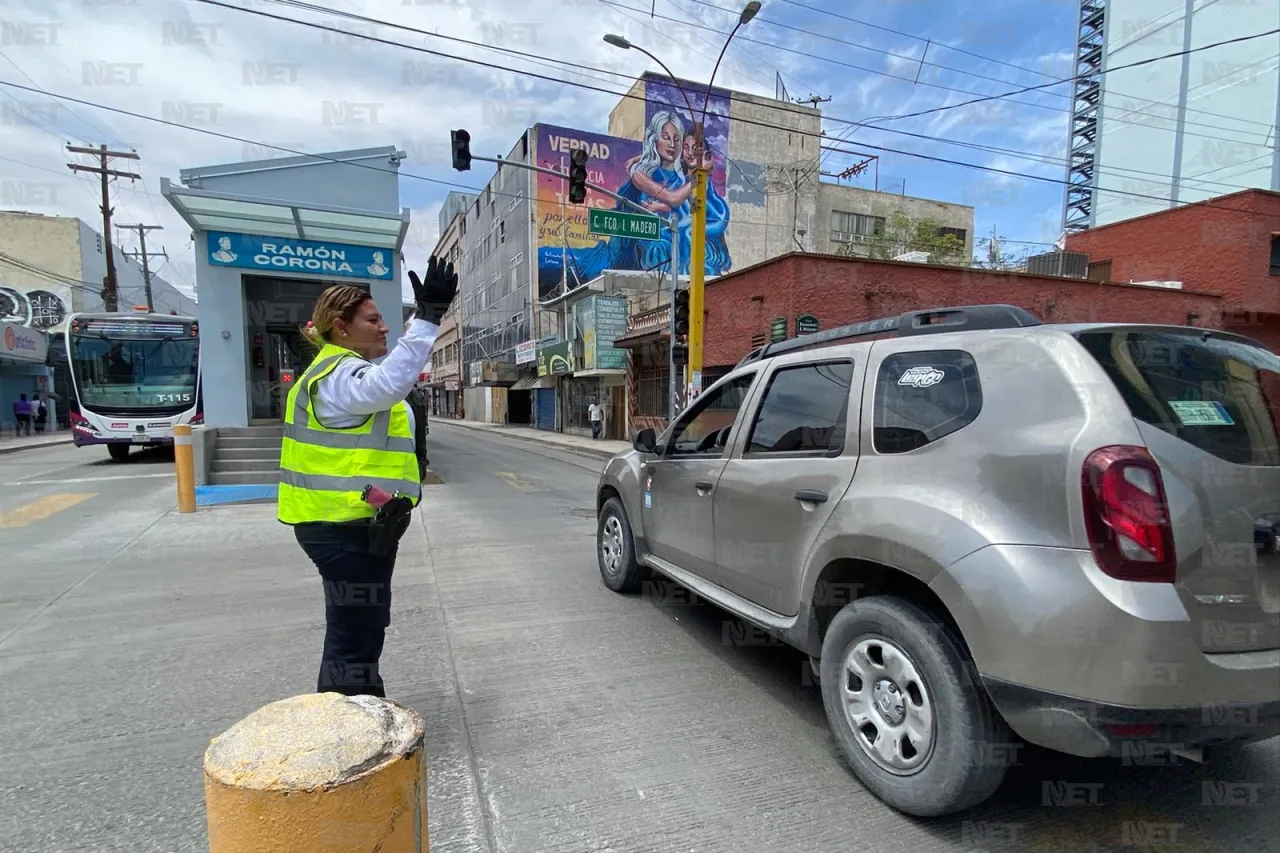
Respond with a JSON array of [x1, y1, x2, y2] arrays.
[[1062, 0, 1107, 233]]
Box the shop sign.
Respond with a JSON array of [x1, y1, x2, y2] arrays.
[[444, 380, 459, 391], [206, 231, 395, 281], [769, 316, 788, 343], [1, 319, 47, 362], [515, 339, 537, 365], [796, 314, 819, 336], [536, 340, 574, 376], [575, 295, 628, 371], [480, 361, 518, 384]]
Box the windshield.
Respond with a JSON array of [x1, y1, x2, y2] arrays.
[[71, 334, 200, 412], [1076, 329, 1280, 466]]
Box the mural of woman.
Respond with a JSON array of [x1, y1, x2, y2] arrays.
[[672, 129, 732, 276], [559, 111, 690, 284]]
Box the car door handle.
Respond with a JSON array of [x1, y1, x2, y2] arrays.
[[795, 490, 827, 503], [695, 481, 714, 495]]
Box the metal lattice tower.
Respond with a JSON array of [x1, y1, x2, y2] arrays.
[[1062, 0, 1107, 233]]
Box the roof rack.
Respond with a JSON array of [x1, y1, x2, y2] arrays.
[[735, 304, 1042, 368]]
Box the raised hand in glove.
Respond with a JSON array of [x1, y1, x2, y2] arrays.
[[407, 255, 458, 325]]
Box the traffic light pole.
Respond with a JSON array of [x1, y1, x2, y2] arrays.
[[459, 150, 684, 424]]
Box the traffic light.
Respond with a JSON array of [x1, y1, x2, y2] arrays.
[[568, 149, 588, 204], [450, 129, 471, 172], [673, 288, 690, 335], [672, 343, 688, 366]]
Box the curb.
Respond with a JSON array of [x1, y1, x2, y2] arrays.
[[433, 419, 621, 460], [0, 437, 75, 456]]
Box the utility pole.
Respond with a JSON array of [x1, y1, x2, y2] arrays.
[[120, 224, 166, 311], [67, 144, 141, 312], [794, 94, 832, 108]]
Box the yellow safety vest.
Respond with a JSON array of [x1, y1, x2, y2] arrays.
[[277, 343, 421, 525]]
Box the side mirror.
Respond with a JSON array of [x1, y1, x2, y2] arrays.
[[632, 427, 657, 454]]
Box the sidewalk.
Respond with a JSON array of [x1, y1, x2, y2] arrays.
[[435, 417, 631, 459], [0, 429, 75, 455]]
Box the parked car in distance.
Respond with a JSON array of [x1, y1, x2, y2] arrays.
[[595, 303, 1280, 817]]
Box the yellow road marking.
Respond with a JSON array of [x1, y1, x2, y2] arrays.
[[0, 493, 97, 529], [494, 472, 540, 493]]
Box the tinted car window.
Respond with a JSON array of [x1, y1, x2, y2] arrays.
[[668, 375, 754, 455], [747, 361, 855, 454], [1075, 329, 1280, 466], [874, 350, 982, 454]]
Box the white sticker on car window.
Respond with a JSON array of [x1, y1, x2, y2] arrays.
[[898, 366, 946, 388], [1168, 400, 1235, 426]]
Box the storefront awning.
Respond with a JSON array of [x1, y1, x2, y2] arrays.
[[161, 179, 410, 251], [510, 375, 556, 391]]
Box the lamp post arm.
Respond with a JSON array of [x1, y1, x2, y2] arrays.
[[698, 20, 744, 135], [625, 46, 699, 127]]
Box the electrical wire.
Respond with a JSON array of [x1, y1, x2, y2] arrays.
[[689, 0, 1279, 134]]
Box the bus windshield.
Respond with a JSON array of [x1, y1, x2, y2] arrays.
[[70, 333, 200, 412]]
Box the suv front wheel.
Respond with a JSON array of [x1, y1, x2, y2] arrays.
[[597, 497, 650, 593], [819, 596, 1011, 817]]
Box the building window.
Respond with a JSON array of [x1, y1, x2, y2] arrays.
[[637, 367, 669, 418], [1270, 236, 1279, 276], [499, 221, 505, 244], [831, 211, 885, 244], [936, 227, 966, 244]]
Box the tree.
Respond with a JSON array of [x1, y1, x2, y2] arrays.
[[971, 235, 1034, 271], [835, 212, 967, 265]]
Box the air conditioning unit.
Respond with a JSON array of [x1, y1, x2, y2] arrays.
[[1026, 251, 1089, 278]]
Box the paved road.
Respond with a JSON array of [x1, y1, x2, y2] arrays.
[[0, 425, 1276, 852]]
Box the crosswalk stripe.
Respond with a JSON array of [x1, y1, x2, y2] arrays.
[[0, 493, 97, 529]]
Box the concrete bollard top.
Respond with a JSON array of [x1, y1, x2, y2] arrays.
[[204, 693, 424, 792]]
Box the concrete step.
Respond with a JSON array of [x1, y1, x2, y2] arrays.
[[216, 436, 281, 449], [209, 470, 280, 486], [212, 459, 281, 473], [223, 425, 285, 437], [214, 447, 280, 462]]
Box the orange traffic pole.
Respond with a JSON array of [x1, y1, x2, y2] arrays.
[[173, 424, 196, 513]]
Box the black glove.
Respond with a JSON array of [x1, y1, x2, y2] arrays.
[[408, 255, 458, 325]]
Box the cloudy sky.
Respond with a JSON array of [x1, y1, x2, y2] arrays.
[[1, 0, 1093, 301]]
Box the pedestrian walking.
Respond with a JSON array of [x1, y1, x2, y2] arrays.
[[279, 257, 457, 698], [588, 397, 603, 440], [11, 393, 33, 436], [34, 397, 48, 434]]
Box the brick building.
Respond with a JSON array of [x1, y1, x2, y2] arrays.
[[617, 251, 1227, 434], [1065, 188, 1280, 353], [700, 253, 1226, 371]]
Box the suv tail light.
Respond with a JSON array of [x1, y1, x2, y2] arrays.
[[1082, 445, 1176, 583], [190, 412, 204, 426]]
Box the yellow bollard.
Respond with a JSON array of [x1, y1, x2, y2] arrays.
[[173, 423, 196, 513], [203, 693, 427, 853]]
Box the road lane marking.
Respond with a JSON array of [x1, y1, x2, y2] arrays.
[[494, 471, 541, 492], [7, 473, 175, 486], [0, 493, 97, 529]]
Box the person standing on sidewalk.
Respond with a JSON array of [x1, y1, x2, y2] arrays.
[[278, 256, 458, 698], [588, 397, 603, 440], [11, 394, 33, 436]]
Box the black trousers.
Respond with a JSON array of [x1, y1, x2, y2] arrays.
[[591, 420, 601, 439], [295, 516, 412, 698]]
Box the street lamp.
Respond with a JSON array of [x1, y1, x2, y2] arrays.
[[604, 0, 760, 407]]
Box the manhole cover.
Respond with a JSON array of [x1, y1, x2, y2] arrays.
[[568, 508, 595, 518]]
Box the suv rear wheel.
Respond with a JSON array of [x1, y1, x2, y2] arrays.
[[597, 497, 649, 593], [819, 596, 1011, 816]]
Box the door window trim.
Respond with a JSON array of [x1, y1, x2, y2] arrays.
[[742, 358, 856, 460]]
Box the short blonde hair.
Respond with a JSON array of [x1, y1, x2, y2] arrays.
[[300, 285, 371, 347]]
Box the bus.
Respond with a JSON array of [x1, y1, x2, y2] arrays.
[[65, 311, 203, 461]]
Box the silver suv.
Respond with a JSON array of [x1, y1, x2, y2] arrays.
[[594, 304, 1280, 817]]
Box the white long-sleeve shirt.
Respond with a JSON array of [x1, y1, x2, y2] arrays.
[[311, 319, 439, 430]]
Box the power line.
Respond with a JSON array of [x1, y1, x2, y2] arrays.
[[1, 15, 1272, 224], [206, 0, 1277, 195], [605, 0, 1277, 145]]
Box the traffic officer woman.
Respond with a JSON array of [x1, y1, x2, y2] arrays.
[[278, 256, 457, 698]]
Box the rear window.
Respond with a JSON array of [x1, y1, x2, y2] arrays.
[[1075, 329, 1280, 466]]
